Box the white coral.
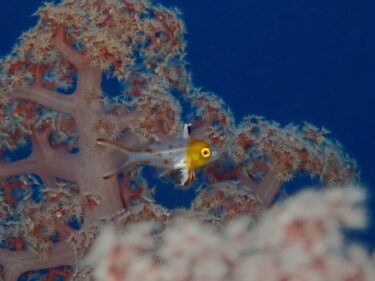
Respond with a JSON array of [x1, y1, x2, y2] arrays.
[[85, 185, 375, 281]]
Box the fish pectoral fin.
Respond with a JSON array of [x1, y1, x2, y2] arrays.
[[180, 168, 195, 186]]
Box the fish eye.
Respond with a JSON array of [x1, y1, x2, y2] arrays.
[[200, 147, 211, 158]]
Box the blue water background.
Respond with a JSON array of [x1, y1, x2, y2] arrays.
[[1, 0, 374, 250]]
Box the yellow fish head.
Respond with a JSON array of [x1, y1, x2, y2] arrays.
[[185, 139, 218, 170]]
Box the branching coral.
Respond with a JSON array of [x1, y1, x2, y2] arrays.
[[0, 0, 361, 280]]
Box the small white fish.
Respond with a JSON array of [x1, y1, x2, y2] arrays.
[[97, 124, 218, 185]]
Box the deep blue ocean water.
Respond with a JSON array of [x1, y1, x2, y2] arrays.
[[1, 0, 374, 254]]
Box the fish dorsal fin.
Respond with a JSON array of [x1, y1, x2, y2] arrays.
[[183, 123, 192, 139]]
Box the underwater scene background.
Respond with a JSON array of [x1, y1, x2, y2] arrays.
[[0, 0, 374, 275]]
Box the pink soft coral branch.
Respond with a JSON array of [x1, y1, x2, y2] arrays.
[[0, 0, 360, 280], [0, 241, 74, 281]]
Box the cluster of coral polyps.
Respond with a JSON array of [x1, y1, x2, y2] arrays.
[[0, 0, 362, 280], [86, 186, 375, 281]]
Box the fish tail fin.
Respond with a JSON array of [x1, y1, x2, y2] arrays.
[[96, 138, 151, 179], [102, 160, 151, 180], [96, 138, 141, 153], [102, 161, 132, 179], [96, 138, 135, 179]]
